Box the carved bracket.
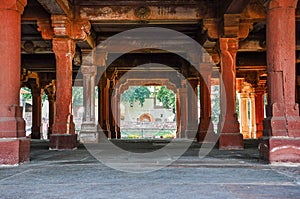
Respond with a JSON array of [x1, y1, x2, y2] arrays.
[[37, 20, 54, 40], [203, 18, 221, 40], [43, 15, 91, 42]]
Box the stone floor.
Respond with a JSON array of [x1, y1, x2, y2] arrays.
[[0, 139, 299, 199]]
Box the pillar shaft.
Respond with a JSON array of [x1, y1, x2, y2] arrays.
[[261, 0, 300, 162], [255, 89, 264, 138], [47, 93, 55, 137], [109, 81, 116, 139], [186, 79, 199, 139], [80, 65, 98, 143], [50, 38, 77, 149], [240, 92, 249, 138], [218, 38, 243, 149], [250, 92, 256, 138], [176, 92, 181, 138], [199, 68, 215, 142], [179, 82, 188, 138], [31, 86, 42, 139], [0, 0, 30, 164]]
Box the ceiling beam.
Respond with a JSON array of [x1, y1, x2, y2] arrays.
[[36, 0, 73, 18]]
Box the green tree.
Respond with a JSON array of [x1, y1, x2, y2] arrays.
[[121, 86, 151, 107], [72, 87, 83, 106], [154, 86, 176, 113]]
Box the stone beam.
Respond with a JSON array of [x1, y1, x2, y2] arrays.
[[225, 0, 250, 14], [37, 0, 73, 18], [78, 4, 212, 21]]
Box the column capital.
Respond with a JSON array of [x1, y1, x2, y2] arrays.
[[51, 15, 91, 41], [52, 38, 75, 58], [81, 65, 97, 76], [0, 0, 27, 14], [219, 38, 239, 54]]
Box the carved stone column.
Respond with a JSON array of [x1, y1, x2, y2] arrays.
[[80, 65, 98, 143], [255, 88, 264, 138], [179, 80, 188, 138], [185, 78, 199, 139], [109, 80, 116, 139], [47, 91, 56, 138], [0, 0, 30, 164], [98, 77, 110, 138], [176, 91, 181, 138], [239, 92, 249, 139], [31, 86, 42, 139], [198, 64, 215, 142], [115, 88, 121, 139], [51, 37, 77, 149], [261, 0, 300, 162], [249, 92, 256, 138], [218, 38, 243, 149]]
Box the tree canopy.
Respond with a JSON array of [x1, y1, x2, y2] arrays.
[[154, 86, 176, 113], [121, 86, 151, 107]]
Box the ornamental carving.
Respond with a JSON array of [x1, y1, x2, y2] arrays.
[[134, 6, 151, 19]]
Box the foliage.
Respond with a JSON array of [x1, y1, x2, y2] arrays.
[[211, 85, 220, 127], [154, 86, 176, 113], [121, 86, 151, 107], [21, 87, 32, 101], [72, 87, 83, 106], [21, 87, 47, 104]]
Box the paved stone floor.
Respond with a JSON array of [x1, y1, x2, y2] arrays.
[[0, 139, 299, 199]]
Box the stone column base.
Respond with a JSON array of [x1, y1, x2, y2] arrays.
[[50, 134, 78, 150], [198, 130, 217, 143], [31, 126, 41, 139], [80, 123, 98, 143], [219, 133, 244, 150], [259, 136, 300, 163], [0, 138, 30, 165], [185, 130, 198, 140]]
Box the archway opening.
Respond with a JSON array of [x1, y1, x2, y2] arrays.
[[120, 86, 177, 139]]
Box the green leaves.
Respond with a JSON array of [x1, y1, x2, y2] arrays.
[[154, 86, 175, 113], [121, 86, 151, 107]]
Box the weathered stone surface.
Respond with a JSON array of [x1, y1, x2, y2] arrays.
[[218, 38, 244, 149]]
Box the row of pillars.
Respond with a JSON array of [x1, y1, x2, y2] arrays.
[[237, 81, 266, 139], [0, 0, 299, 164]]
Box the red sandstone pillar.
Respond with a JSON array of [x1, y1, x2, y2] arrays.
[[176, 91, 181, 138], [31, 86, 42, 139], [47, 92, 55, 138], [249, 92, 256, 138], [104, 80, 111, 138], [255, 88, 264, 138], [199, 65, 216, 142], [260, 0, 300, 162], [179, 81, 188, 138], [0, 0, 30, 164], [44, 81, 56, 138], [109, 80, 116, 139], [186, 78, 199, 139], [218, 38, 244, 149], [50, 38, 77, 149], [239, 92, 250, 139]]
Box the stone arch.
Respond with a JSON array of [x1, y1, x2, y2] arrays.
[[138, 113, 154, 122]]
